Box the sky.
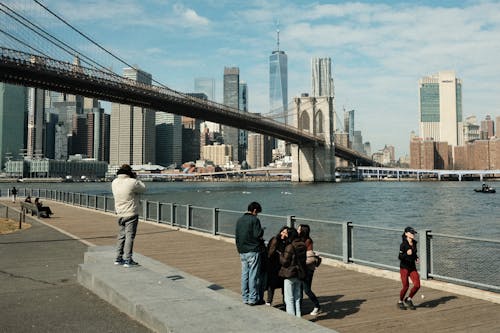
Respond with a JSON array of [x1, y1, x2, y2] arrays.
[[6, 0, 500, 158]]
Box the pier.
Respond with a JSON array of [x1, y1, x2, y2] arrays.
[[1, 199, 499, 332]]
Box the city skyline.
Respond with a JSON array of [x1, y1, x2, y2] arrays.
[[3, 0, 500, 158]]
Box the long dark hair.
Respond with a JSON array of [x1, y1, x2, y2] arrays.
[[287, 228, 298, 244], [275, 225, 288, 239], [298, 224, 311, 242]]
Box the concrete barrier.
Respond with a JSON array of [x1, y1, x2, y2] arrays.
[[78, 246, 336, 333]]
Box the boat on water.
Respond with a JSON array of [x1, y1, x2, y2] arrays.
[[474, 184, 496, 193]]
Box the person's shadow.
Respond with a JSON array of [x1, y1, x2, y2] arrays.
[[307, 294, 366, 321], [417, 295, 457, 308]]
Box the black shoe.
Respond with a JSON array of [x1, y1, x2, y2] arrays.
[[398, 301, 407, 310], [123, 259, 139, 268], [405, 298, 416, 310]]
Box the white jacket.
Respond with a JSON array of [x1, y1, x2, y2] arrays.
[[111, 174, 146, 217]]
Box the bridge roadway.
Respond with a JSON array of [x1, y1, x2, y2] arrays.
[[2, 199, 499, 332], [0, 47, 376, 166]]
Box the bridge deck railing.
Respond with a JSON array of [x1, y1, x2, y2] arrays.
[[4, 187, 499, 293]]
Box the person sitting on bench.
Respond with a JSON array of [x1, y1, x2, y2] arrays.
[[34, 197, 54, 217]]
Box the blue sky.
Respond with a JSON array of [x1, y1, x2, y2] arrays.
[[7, 0, 500, 157]]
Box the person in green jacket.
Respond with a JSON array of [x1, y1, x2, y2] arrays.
[[235, 202, 264, 305]]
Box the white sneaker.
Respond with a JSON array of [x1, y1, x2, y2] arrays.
[[310, 307, 320, 315], [265, 302, 271, 306]]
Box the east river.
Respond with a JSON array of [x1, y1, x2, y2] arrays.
[[5, 180, 499, 238]]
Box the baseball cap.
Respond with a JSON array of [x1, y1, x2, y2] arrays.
[[404, 226, 417, 234]]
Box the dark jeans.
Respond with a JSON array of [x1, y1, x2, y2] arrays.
[[302, 269, 320, 308]]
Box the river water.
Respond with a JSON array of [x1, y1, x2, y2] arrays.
[[5, 180, 499, 238], [3, 180, 499, 288]]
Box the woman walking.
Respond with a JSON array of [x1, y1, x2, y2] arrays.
[[398, 226, 421, 310], [298, 224, 321, 315]]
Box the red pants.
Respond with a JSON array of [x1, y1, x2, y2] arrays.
[[400, 268, 420, 301]]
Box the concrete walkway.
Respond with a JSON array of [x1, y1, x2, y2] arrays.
[[1, 199, 500, 333]]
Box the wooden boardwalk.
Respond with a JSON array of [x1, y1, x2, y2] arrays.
[[4, 199, 500, 333]]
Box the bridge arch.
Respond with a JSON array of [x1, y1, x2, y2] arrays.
[[292, 96, 335, 181]]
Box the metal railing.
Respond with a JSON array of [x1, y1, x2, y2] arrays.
[[2, 187, 499, 292]]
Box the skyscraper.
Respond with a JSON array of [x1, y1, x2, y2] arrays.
[[27, 87, 45, 159], [156, 112, 182, 167], [344, 109, 354, 147], [238, 81, 248, 162], [0, 83, 26, 168], [222, 67, 239, 162], [418, 70, 463, 147], [110, 67, 156, 166], [480, 115, 495, 140], [269, 28, 288, 123], [311, 57, 334, 98]]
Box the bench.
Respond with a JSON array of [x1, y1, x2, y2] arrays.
[[20, 201, 49, 218]]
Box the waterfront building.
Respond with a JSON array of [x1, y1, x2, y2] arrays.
[[194, 78, 219, 134], [0, 83, 26, 169], [4, 156, 107, 179], [110, 67, 156, 166], [246, 133, 272, 169], [418, 70, 463, 147], [202, 143, 232, 167], [463, 116, 480, 143], [311, 57, 335, 98], [410, 137, 452, 170], [480, 115, 495, 140], [454, 139, 500, 170], [156, 112, 182, 168], [222, 67, 239, 162]]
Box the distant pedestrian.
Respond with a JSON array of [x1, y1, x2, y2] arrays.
[[11, 186, 18, 202], [298, 224, 321, 315], [112, 164, 146, 268], [235, 201, 264, 305], [398, 226, 421, 310], [265, 226, 288, 306], [279, 228, 307, 317]]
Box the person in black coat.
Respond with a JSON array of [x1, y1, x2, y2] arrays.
[[265, 226, 288, 305], [398, 226, 420, 310]]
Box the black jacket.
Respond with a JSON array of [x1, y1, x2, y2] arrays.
[[399, 238, 418, 270]]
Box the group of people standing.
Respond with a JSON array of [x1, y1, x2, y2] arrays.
[[235, 201, 321, 317], [236, 201, 422, 317]]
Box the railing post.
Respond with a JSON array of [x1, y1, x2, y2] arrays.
[[212, 208, 219, 235], [287, 215, 295, 229], [342, 221, 352, 263], [142, 200, 148, 220], [104, 196, 108, 212], [156, 202, 161, 223], [419, 229, 432, 280], [170, 203, 176, 226], [186, 204, 191, 230]]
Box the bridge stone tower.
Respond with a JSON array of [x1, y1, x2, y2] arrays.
[[291, 95, 335, 182]]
